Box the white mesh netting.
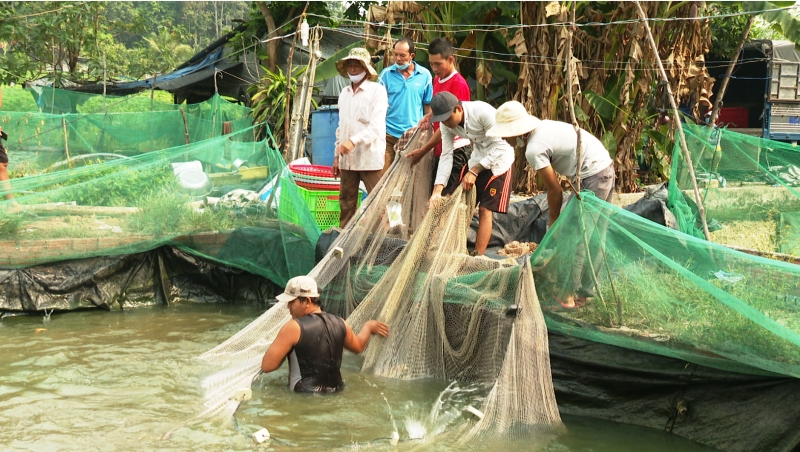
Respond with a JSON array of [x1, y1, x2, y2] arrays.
[[198, 126, 564, 442]]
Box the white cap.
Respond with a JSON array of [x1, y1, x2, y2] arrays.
[[276, 276, 320, 302], [485, 101, 541, 138]]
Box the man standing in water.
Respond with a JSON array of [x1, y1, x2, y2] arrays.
[[261, 276, 389, 393]]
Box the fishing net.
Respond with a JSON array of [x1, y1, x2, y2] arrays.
[[537, 190, 800, 378], [0, 107, 320, 291], [199, 126, 564, 442], [667, 123, 800, 256]]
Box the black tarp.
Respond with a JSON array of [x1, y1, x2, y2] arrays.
[[0, 247, 278, 312], [466, 188, 677, 251], [550, 332, 800, 452]]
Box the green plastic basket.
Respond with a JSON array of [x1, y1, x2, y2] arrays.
[[297, 186, 363, 230]]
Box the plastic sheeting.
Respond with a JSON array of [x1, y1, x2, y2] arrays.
[[550, 332, 800, 452], [0, 246, 278, 312]]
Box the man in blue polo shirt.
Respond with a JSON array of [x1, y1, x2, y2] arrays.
[[378, 38, 433, 174]]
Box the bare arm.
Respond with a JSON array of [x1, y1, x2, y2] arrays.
[[343, 320, 389, 354], [260, 320, 301, 373], [406, 128, 442, 166], [538, 165, 563, 227]]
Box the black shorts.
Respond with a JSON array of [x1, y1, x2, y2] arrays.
[[474, 165, 513, 213], [0, 143, 7, 164], [438, 146, 470, 196]]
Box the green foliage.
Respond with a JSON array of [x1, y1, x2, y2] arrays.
[[45, 160, 176, 207], [0, 2, 250, 85], [249, 65, 309, 146], [131, 25, 195, 78], [0, 86, 39, 111]]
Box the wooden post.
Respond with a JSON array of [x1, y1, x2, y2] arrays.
[[709, 15, 754, 127], [150, 74, 157, 111], [283, 3, 310, 156], [102, 52, 107, 111], [565, 4, 583, 191], [180, 107, 190, 145], [634, 1, 711, 241], [62, 118, 72, 169]]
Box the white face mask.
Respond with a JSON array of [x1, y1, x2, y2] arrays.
[[349, 71, 367, 84]]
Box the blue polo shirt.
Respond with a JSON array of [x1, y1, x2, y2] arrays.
[[378, 62, 433, 138]]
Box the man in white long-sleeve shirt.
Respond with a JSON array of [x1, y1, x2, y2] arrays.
[[333, 48, 389, 227], [429, 92, 515, 255]]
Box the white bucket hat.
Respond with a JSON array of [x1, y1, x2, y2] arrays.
[[336, 47, 378, 81], [276, 275, 320, 302], [486, 101, 541, 137]]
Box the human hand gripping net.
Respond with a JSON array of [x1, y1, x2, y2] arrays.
[[198, 127, 564, 444]]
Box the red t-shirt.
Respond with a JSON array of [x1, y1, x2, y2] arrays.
[[433, 71, 470, 157]]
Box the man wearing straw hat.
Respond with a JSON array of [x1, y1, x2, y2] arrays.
[[487, 101, 614, 308], [332, 47, 388, 228]]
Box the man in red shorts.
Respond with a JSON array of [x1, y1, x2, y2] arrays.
[[429, 92, 515, 256]]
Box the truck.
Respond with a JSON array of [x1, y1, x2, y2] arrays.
[[708, 39, 800, 142]]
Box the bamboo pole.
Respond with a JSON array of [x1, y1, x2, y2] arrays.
[[283, 3, 310, 156], [62, 118, 72, 169], [634, 1, 711, 241], [180, 107, 190, 145], [709, 15, 754, 127], [565, 3, 583, 191]]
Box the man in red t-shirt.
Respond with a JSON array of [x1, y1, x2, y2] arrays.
[[405, 38, 471, 194]]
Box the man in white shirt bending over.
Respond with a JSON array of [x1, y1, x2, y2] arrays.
[[487, 101, 615, 308], [429, 92, 515, 256], [332, 48, 389, 228]]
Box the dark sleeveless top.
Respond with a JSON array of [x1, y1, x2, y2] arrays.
[[291, 312, 347, 393]]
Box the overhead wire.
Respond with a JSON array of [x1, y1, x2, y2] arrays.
[[306, 4, 798, 31], [316, 25, 772, 72]]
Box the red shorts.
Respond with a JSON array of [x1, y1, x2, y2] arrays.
[[459, 165, 513, 213]]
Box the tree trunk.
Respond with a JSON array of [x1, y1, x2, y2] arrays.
[[255, 1, 278, 72], [709, 15, 754, 127]]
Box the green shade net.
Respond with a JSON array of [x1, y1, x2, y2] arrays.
[[0, 88, 320, 285], [534, 192, 800, 378], [667, 124, 800, 255], [1, 87, 254, 172]]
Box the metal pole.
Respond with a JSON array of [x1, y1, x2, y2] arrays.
[[634, 1, 712, 241]]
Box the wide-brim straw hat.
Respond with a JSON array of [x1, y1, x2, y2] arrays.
[[486, 101, 541, 137], [335, 47, 378, 81]]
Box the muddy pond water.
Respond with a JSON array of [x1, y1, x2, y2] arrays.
[[0, 303, 720, 451]]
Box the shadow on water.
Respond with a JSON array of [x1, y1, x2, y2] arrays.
[[0, 304, 720, 451]]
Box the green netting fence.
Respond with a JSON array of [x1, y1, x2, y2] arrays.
[[1, 87, 254, 172], [667, 123, 800, 255], [0, 93, 320, 285], [534, 192, 800, 378]]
